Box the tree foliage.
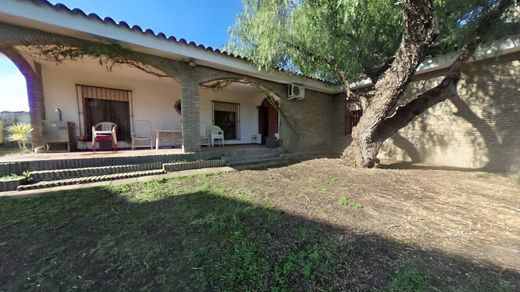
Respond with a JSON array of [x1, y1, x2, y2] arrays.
[[227, 0, 518, 84]]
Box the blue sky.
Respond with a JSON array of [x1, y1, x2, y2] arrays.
[[0, 0, 243, 111]]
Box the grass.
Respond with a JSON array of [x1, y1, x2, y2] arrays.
[[0, 180, 346, 291], [1, 160, 518, 291], [0, 173, 19, 181]]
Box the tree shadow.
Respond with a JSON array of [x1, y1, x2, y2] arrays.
[[231, 153, 336, 171], [380, 54, 520, 172], [1, 185, 518, 291]]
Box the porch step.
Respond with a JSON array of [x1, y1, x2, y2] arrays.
[[30, 162, 163, 182], [0, 153, 196, 175], [17, 169, 166, 191]]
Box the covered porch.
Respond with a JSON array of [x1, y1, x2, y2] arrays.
[[1, 50, 282, 156]]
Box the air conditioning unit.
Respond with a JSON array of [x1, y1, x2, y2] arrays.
[[288, 84, 305, 100]]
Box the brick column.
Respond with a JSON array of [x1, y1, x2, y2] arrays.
[[0, 48, 45, 149], [180, 75, 201, 152]]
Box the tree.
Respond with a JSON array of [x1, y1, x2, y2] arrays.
[[227, 0, 518, 167]]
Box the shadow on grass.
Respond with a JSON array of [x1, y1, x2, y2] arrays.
[[0, 181, 518, 291]]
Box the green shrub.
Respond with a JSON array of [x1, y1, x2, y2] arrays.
[[7, 123, 33, 149]]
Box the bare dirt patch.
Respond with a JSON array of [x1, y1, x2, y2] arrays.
[[216, 158, 520, 272]]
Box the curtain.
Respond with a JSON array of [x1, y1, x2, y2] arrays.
[[212, 101, 240, 140], [77, 85, 132, 141]]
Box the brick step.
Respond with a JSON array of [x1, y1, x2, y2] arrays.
[[30, 162, 163, 182], [0, 153, 195, 175], [163, 159, 226, 171], [17, 169, 166, 191]]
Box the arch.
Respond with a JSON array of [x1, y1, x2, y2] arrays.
[[0, 47, 45, 148], [258, 97, 279, 145], [199, 72, 285, 104]]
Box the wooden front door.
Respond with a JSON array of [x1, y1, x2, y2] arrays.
[[258, 98, 278, 144]]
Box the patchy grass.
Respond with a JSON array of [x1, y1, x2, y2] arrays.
[[1, 159, 519, 290], [0, 173, 19, 181], [388, 267, 428, 292]]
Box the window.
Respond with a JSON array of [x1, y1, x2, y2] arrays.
[[212, 101, 240, 140], [77, 85, 132, 141], [174, 100, 181, 115], [345, 100, 362, 135], [350, 110, 362, 128]]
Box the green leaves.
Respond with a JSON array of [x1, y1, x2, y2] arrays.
[[7, 123, 32, 149], [227, 0, 517, 84]]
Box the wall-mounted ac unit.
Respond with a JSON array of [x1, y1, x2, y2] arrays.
[[288, 84, 305, 100]]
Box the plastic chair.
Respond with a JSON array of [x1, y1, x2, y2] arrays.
[[210, 125, 224, 147], [92, 122, 117, 152], [131, 120, 153, 150]]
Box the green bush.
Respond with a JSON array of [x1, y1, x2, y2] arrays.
[[7, 123, 33, 149]]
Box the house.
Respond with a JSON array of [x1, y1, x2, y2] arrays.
[[0, 0, 519, 174], [0, 0, 345, 155]]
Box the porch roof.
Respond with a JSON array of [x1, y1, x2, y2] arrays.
[[0, 0, 342, 94]]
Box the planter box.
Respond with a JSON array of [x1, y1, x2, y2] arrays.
[[0, 177, 26, 192]]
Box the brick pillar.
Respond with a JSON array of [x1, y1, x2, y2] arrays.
[[180, 75, 201, 152]]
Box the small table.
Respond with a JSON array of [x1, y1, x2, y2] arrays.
[[155, 130, 182, 150]]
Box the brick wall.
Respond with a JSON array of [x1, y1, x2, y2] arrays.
[[279, 89, 337, 153], [379, 53, 520, 171]]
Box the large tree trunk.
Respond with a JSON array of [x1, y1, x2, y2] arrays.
[[343, 0, 514, 168], [343, 0, 436, 167]]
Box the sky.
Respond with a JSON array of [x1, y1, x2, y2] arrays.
[[0, 0, 243, 111]]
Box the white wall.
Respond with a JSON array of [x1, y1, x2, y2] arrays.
[[200, 85, 265, 144], [41, 58, 181, 148], [40, 58, 266, 148]]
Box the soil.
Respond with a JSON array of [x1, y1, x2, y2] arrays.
[[218, 158, 520, 272]]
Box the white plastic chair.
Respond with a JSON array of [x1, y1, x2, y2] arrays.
[[92, 122, 117, 152], [200, 125, 210, 147], [131, 120, 153, 150], [210, 125, 224, 147]]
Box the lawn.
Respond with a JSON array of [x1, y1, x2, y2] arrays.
[[1, 159, 519, 291]]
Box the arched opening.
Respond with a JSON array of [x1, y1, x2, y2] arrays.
[[0, 54, 29, 111], [258, 97, 279, 145], [0, 52, 33, 153]]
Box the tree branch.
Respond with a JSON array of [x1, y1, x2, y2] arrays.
[[378, 0, 515, 140], [284, 41, 361, 101]]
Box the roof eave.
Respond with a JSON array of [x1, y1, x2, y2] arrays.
[[0, 0, 341, 94]]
